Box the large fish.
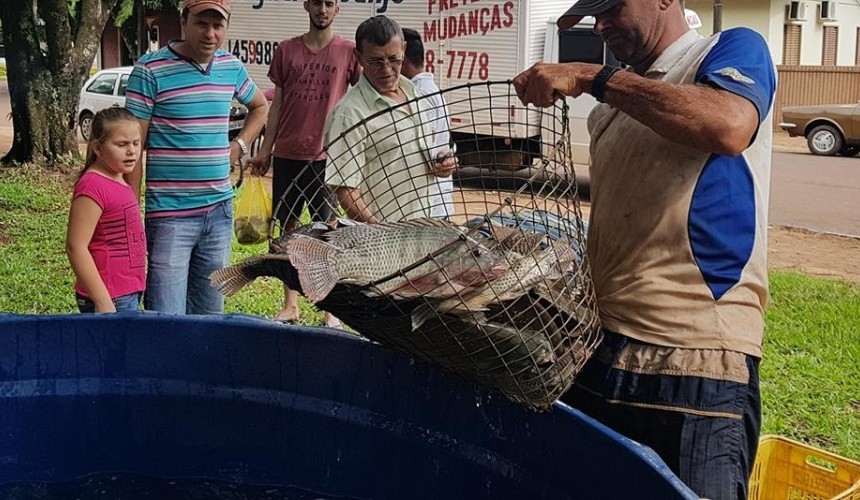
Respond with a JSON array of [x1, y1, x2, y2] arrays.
[[411, 237, 579, 330], [286, 218, 511, 302]]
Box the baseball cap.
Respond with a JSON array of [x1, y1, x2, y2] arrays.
[[184, 0, 231, 19], [557, 0, 624, 30]]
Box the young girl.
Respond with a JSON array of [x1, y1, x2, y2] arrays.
[[66, 107, 146, 313]]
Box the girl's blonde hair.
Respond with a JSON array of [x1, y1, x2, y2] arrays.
[[79, 107, 139, 182]]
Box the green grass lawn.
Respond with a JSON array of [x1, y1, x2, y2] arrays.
[[0, 164, 324, 323], [1, 163, 858, 462]]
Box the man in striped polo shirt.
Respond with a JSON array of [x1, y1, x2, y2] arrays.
[[126, 0, 268, 315]]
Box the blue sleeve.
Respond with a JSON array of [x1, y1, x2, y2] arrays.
[[695, 28, 776, 124]]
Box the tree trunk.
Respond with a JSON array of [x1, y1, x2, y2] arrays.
[[0, 0, 117, 166]]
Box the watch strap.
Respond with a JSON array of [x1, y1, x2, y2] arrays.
[[592, 65, 621, 103], [234, 137, 249, 156]]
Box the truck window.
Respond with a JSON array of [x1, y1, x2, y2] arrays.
[[558, 29, 621, 67]]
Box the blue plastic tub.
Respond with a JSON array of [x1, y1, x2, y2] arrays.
[[0, 313, 696, 499]]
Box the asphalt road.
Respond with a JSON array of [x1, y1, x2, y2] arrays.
[[1, 80, 858, 236], [770, 151, 860, 237]]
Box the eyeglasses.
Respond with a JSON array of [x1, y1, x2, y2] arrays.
[[363, 55, 404, 69]]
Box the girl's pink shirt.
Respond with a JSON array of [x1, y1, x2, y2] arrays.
[[72, 171, 147, 298]]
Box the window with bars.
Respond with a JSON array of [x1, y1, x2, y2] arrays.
[[822, 26, 838, 66], [783, 24, 801, 65]]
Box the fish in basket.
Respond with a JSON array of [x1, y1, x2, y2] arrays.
[[212, 216, 599, 410], [211, 81, 602, 410]]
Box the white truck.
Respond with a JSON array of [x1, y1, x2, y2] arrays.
[[227, 1, 700, 167], [226, 0, 599, 167]]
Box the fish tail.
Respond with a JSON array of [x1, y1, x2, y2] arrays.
[[411, 303, 437, 331], [411, 296, 471, 331], [209, 260, 263, 297], [436, 289, 492, 317], [287, 236, 340, 302], [459, 292, 494, 312]]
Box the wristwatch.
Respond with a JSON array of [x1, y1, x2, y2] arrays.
[[233, 137, 249, 156], [592, 65, 622, 103]]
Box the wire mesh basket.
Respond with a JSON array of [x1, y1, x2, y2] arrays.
[[226, 81, 601, 411]]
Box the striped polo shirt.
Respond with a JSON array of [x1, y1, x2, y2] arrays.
[[126, 43, 257, 218]]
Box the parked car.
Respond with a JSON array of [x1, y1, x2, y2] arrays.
[[780, 102, 860, 157], [76, 66, 248, 141]]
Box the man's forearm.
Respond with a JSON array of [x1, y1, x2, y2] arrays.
[[238, 105, 268, 146], [334, 186, 378, 224], [257, 97, 281, 156], [601, 71, 758, 156], [236, 90, 269, 147]]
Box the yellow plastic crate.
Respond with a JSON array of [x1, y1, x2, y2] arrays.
[[750, 435, 860, 500]]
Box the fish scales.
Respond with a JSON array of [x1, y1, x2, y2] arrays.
[[287, 219, 509, 302], [411, 237, 579, 329]]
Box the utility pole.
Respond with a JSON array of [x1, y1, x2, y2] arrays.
[[713, 0, 723, 33]]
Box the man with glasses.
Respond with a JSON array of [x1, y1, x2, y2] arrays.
[[247, 0, 360, 325], [324, 16, 457, 223]]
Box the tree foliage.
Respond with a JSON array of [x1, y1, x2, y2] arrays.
[[111, 0, 180, 70], [0, 0, 118, 165], [115, 0, 180, 26]]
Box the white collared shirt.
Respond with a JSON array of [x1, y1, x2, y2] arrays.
[[411, 72, 454, 219]]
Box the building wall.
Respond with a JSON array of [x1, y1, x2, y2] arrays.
[[688, 0, 860, 66], [100, 26, 122, 69], [152, 13, 181, 48], [789, 1, 860, 66], [689, 0, 773, 40], [98, 10, 182, 70]]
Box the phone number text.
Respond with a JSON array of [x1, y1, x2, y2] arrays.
[[228, 39, 279, 65], [425, 50, 490, 81]]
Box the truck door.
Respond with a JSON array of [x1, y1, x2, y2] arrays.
[[557, 26, 621, 165], [390, 0, 445, 87]]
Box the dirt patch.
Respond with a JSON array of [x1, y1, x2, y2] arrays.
[[772, 130, 810, 155], [768, 225, 860, 286], [0, 221, 10, 246]]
